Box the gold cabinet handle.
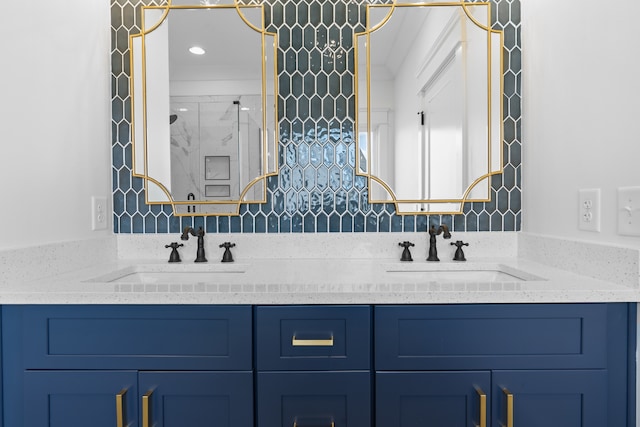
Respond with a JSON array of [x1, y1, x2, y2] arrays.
[[142, 390, 153, 427], [291, 336, 334, 347], [502, 388, 513, 427], [293, 420, 335, 427], [475, 387, 486, 427], [116, 388, 127, 427]]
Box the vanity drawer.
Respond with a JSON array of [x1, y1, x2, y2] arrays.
[[4, 305, 252, 370], [257, 371, 371, 427], [255, 305, 371, 370], [375, 304, 614, 370]]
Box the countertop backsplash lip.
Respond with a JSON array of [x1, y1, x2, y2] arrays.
[[518, 232, 640, 289], [116, 231, 518, 262], [0, 236, 118, 287]]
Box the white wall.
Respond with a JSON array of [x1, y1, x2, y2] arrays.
[[0, 0, 112, 249], [522, 0, 640, 248], [2, 0, 639, 249]]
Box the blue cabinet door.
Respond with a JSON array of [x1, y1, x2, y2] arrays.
[[257, 371, 371, 427], [376, 371, 491, 427], [24, 370, 138, 427], [492, 370, 607, 427], [138, 371, 253, 427]]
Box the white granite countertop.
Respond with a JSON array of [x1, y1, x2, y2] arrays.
[[1, 256, 637, 305]]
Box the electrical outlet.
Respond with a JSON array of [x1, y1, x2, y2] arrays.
[[91, 196, 107, 231], [618, 187, 640, 236], [578, 189, 600, 232]]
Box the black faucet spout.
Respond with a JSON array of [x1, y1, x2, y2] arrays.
[[427, 224, 451, 262], [181, 226, 207, 263]]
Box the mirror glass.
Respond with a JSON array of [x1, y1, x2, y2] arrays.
[[356, 2, 503, 214], [131, 4, 277, 215]]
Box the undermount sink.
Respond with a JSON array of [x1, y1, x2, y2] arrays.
[[109, 271, 245, 284], [385, 265, 543, 282], [87, 265, 247, 284]]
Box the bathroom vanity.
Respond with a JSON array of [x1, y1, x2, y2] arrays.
[[0, 253, 637, 427], [0, 302, 632, 427]]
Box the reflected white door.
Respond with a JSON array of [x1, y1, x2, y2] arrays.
[[420, 47, 465, 205]]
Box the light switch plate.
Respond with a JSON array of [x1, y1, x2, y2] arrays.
[[618, 187, 640, 236], [578, 189, 600, 232]]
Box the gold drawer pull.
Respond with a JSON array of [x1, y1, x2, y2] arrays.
[[292, 336, 334, 347], [142, 389, 153, 427], [293, 420, 335, 427], [502, 388, 513, 427], [475, 387, 486, 427], [116, 388, 127, 427]]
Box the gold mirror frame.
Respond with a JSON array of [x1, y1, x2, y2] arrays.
[[355, 1, 504, 215], [129, 1, 278, 216]]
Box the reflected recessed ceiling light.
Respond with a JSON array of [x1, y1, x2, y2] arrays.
[[189, 46, 205, 55], [241, 107, 250, 111], [177, 108, 189, 112]]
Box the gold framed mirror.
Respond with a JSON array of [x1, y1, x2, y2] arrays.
[[130, 2, 278, 216], [355, 1, 504, 215]]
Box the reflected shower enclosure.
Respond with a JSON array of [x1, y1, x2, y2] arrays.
[[169, 96, 264, 209], [130, 5, 277, 216]]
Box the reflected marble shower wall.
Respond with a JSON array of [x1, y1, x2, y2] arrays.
[[110, 0, 521, 234]]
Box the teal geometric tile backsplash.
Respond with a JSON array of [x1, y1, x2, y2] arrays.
[[110, 0, 521, 234]]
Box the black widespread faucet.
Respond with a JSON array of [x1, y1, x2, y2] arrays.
[[427, 224, 451, 261], [181, 226, 207, 262]]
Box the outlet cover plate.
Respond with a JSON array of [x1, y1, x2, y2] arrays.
[[578, 188, 601, 232], [91, 196, 108, 231]]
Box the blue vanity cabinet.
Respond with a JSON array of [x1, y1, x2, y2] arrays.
[[255, 305, 372, 427], [376, 371, 491, 427], [491, 370, 607, 427], [375, 369, 608, 427], [23, 370, 139, 427], [2, 305, 254, 427], [374, 303, 632, 427], [0, 303, 633, 426], [138, 371, 254, 427], [21, 370, 253, 427]]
